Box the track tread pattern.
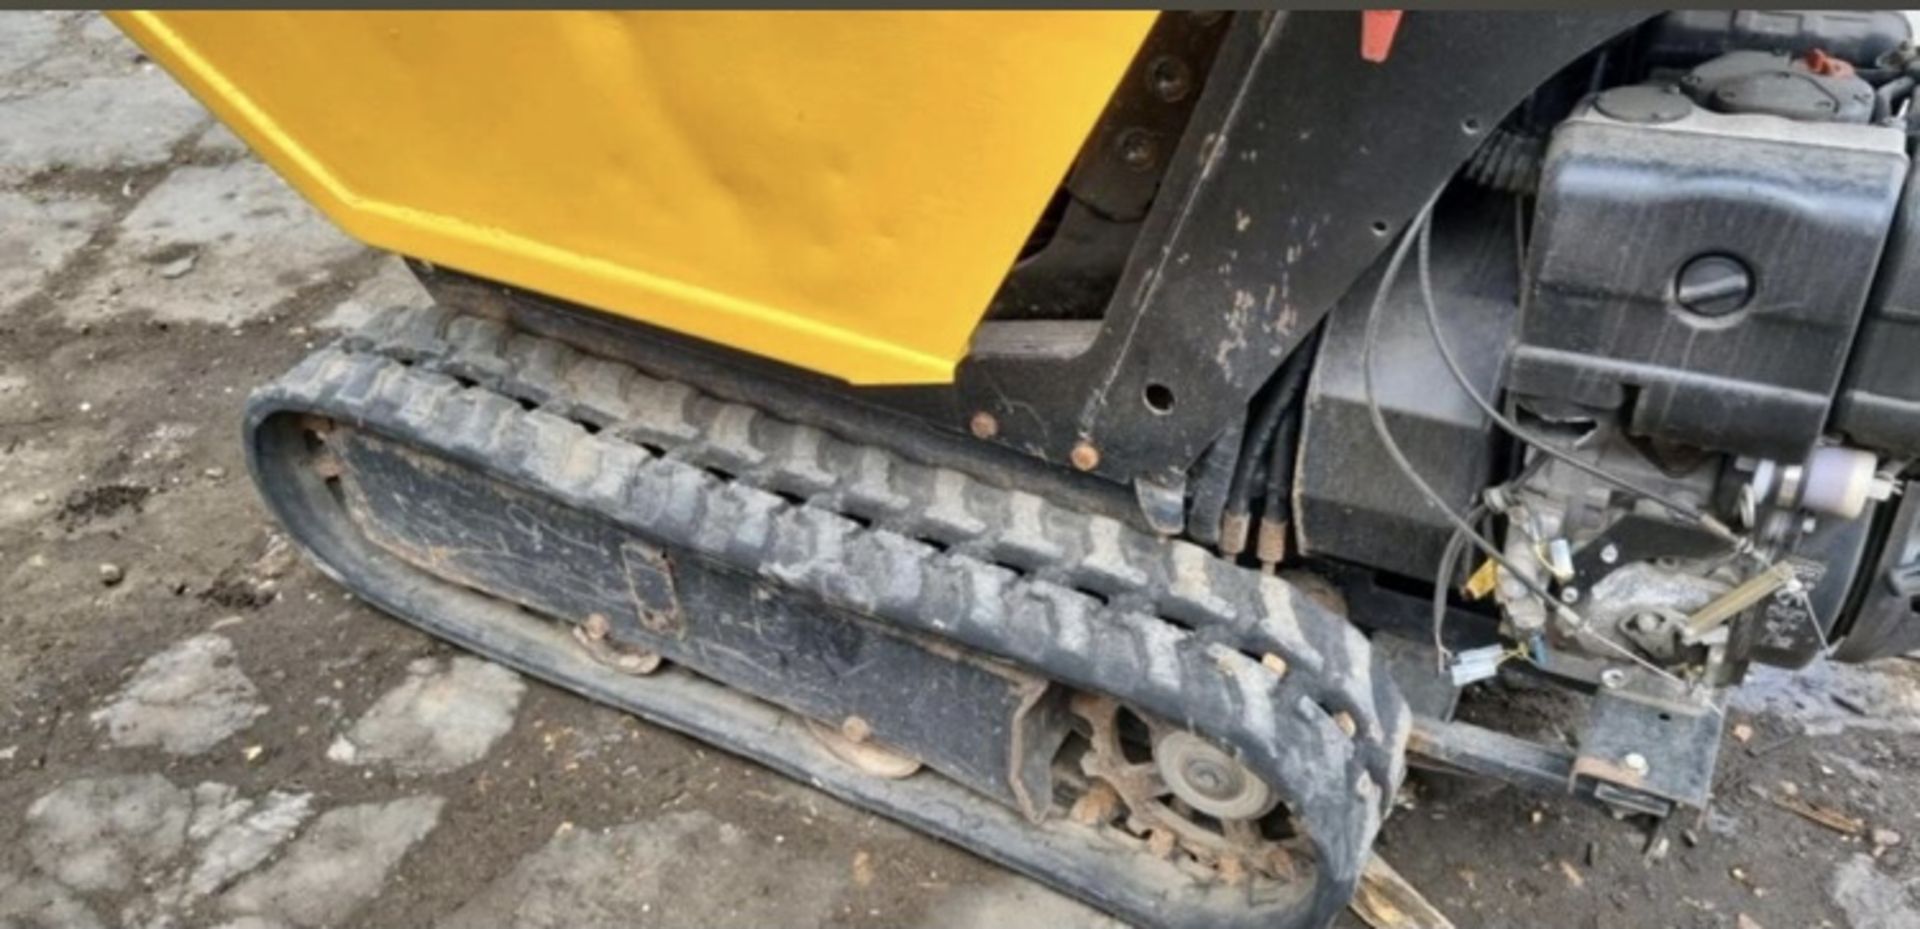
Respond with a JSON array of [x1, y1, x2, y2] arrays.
[[344, 306, 1411, 800], [270, 306, 1422, 927]]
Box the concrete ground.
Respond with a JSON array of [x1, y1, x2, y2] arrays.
[[2, 12, 1919, 928]]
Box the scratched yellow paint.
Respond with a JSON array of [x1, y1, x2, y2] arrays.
[[110, 11, 1154, 384]]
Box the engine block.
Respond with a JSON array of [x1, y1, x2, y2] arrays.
[[1510, 86, 1909, 461]]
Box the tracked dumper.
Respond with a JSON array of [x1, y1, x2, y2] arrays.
[[120, 11, 1920, 927]]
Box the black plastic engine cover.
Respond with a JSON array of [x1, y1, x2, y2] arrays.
[[1836, 167, 1920, 458], [1510, 100, 1908, 461], [1681, 50, 1874, 124], [1296, 194, 1515, 581], [1640, 10, 1911, 70]]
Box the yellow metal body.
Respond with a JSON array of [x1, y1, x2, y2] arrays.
[[111, 12, 1154, 384]]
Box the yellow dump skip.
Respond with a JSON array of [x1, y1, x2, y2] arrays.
[[112, 12, 1154, 384]]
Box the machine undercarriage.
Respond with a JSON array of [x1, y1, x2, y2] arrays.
[[249, 319, 1405, 928], [185, 10, 1920, 929]]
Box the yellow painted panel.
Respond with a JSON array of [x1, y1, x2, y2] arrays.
[[111, 11, 1154, 384]]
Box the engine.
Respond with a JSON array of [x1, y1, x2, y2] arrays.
[[1299, 13, 1920, 694]]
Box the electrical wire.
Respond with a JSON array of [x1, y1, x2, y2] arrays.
[[1430, 502, 1485, 668], [1364, 199, 1553, 604], [1512, 194, 1529, 296], [1414, 215, 1739, 544], [1363, 198, 1689, 690]]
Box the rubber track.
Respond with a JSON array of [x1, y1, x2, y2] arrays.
[[265, 345, 1384, 925], [344, 305, 1410, 806]]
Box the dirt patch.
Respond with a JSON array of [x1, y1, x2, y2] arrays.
[[198, 574, 269, 611], [55, 482, 151, 530], [197, 535, 298, 611]]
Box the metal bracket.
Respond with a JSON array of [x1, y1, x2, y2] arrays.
[[1571, 687, 1723, 814], [900, 11, 1652, 487]]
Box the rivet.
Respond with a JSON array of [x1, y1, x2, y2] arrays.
[[1070, 442, 1101, 472], [969, 411, 998, 439]]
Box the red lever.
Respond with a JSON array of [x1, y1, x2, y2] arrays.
[[1361, 10, 1403, 64]]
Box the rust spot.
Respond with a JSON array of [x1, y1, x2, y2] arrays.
[[1070, 781, 1122, 826], [1217, 855, 1247, 885], [1147, 828, 1177, 859], [840, 715, 873, 744], [1266, 845, 1299, 883], [311, 452, 343, 480], [621, 541, 683, 635], [1405, 727, 1441, 756], [1255, 518, 1289, 565], [611, 649, 663, 675], [1219, 512, 1250, 557], [1572, 755, 1647, 789], [570, 618, 663, 676]]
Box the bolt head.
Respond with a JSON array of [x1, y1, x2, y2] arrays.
[[1560, 586, 1581, 604], [1147, 55, 1192, 102], [1600, 668, 1627, 689], [1600, 544, 1620, 565], [840, 716, 872, 744], [1623, 752, 1650, 775], [1674, 254, 1754, 317], [1183, 759, 1232, 797], [1070, 442, 1101, 472], [968, 411, 998, 440], [1115, 128, 1157, 171]]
